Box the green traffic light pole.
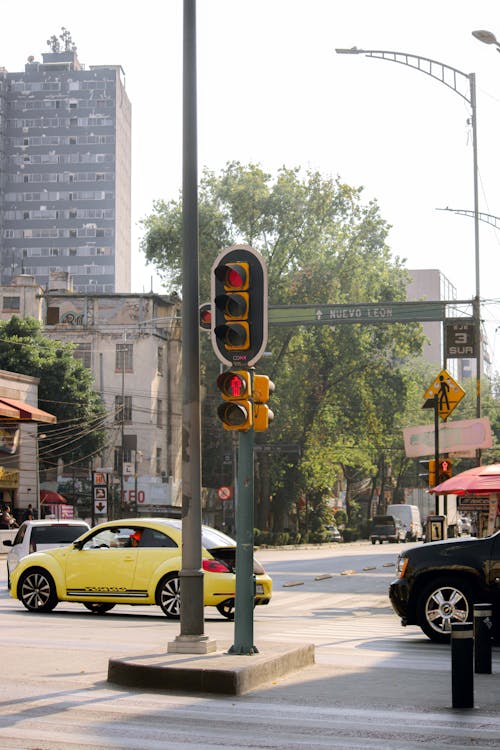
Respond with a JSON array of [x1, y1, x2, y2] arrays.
[[229, 371, 258, 655]]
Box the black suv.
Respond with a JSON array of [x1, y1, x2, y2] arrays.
[[389, 531, 500, 642]]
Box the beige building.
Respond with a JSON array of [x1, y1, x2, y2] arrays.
[[0, 369, 55, 519], [0, 273, 183, 517]]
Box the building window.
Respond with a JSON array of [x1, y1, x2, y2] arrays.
[[115, 343, 133, 372], [46, 307, 60, 324], [156, 447, 162, 475], [115, 395, 132, 423], [157, 346, 164, 376], [2, 297, 20, 312], [73, 343, 92, 369], [156, 399, 163, 428]]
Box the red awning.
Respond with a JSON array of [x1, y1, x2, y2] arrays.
[[40, 489, 69, 505], [0, 397, 56, 424], [431, 463, 500, 495]]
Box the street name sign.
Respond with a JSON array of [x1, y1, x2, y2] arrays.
[[268, 301, 447, 326], [403, 417, 492, 457]]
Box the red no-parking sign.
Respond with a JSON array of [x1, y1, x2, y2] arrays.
[[217, 485, 232, 501]]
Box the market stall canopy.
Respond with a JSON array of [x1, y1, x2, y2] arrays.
[[40, 489, 69, 505], [0, 397, 56, 423], [431, 463, 500, 495]]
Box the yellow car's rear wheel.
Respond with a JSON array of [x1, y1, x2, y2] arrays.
[[157, 573, 181, 619]]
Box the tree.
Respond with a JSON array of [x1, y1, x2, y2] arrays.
[[0, 317, 107, 471], [140, 163, 425, 528]]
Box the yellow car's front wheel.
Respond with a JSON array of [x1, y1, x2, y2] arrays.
[[19, 568, 58, 613]]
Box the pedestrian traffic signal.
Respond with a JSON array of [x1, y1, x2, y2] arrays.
[[438, 458, 453, 483], [199, 303, 212, 331], [211, 244, 267, 367], [216, 369, 252, 431], [253, 374, 275, 432]]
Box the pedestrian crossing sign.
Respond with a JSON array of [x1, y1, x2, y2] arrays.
[[423, 369, 465, 420]]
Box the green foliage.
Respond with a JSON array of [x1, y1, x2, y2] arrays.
[[0, 316, 107, 469], [139, 163, 432, 527]]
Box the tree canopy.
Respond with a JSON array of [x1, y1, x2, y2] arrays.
[[0, 316, 107, 471], [140, 163, 435, 529]]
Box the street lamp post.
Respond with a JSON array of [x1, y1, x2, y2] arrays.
[[336, 47, 481, 424]]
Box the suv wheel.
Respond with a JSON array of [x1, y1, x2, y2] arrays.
[[417, 576, 474, 643], [18, 568, 58, 613]]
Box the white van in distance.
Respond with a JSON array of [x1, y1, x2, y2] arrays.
[[386, 504, 422, 542]]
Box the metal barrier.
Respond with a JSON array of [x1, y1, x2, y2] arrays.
[[474, 603, 493, 675]]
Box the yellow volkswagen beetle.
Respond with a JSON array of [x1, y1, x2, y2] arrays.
[[9, 518, 272, 619]]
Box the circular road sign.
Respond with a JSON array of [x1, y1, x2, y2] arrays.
[[217, 485, 232, 501]]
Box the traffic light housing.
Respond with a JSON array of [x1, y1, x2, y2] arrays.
[[438, 458, 453, 483], [428, 459, 436, 487], [216, 370, 252, 431], [253, 374, 275, 432], [419, 459, 436, 487], [199, 303, 212, 331], [211, 244, 267, 367]]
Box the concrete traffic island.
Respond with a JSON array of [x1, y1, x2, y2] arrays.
[[108, 641, 315, 695]]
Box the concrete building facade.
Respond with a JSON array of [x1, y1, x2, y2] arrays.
[[0, 45, 131, 293], [0, 274, 183, 517]]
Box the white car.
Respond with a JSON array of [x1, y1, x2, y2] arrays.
[[3, 519, 90, 586]]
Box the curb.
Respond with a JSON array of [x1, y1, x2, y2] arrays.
[[108, 641, 315, 695]]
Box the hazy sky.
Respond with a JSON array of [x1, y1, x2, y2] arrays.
[[2, 0, 500, 368]]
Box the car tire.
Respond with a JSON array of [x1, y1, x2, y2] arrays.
[[417, 576, 475, 643], [157, 573, 181, 619], [18, 568, 58, 613], [83, 602, 116, 614], [371, 539, 376, 545], [216, 599, 235, 620]]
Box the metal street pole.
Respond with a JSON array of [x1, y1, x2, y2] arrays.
[[336, 47, 482, 429], [168, 0, 215, 655]]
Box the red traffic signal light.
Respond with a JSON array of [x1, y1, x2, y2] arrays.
[[199, 303, 212, 331], [211, 245, 267, 367], [216, 370, 252, 431]]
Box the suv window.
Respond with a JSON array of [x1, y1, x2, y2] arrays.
[[31, 524, 89, 545]]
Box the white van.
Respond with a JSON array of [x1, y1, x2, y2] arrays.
[[386, 504, 422, 542]]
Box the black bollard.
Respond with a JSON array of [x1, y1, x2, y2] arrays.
[[451, 621, 474, 709], [474, 603, 492, 675]]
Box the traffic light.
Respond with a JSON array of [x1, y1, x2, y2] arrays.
[[216, 370, 252, 431], [418, 459, 436, 487], [438, 458, 453, 483], [428, 459, 436, 486], [211, 244, 268, 368], [253, 374, 275, 432], [199, 303, 212, 331]]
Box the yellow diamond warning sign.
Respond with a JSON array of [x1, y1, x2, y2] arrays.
[[423, 369, 465, 420]]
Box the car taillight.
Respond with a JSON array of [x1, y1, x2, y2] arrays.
[[203, 558, 230, 573]]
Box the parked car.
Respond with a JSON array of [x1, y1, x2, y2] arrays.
[[8, 518, 272, 619], [3, 519, 90, 587], [370, 515, 405, 544], [386, 504, 423, 542], [389, 531, 500, 643], [325, 524, 342, 542]]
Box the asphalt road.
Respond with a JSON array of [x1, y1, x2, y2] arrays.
[[1, 541, 499, 749]]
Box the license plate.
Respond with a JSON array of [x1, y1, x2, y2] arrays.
[[255, 584, 264, 594]]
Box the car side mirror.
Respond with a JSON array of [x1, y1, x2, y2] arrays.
[[2, 539, 12, 547], [73, 540, 84, 550]]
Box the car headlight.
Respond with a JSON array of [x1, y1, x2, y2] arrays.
[[397, 555, 408, 578]]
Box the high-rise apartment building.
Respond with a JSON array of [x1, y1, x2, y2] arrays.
[[0, 42, 131, 293]]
